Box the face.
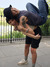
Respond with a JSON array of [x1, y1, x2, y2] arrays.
[[8, 19, 19, 26], [11, 8, 19, 16]]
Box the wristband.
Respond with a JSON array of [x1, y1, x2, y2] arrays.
[[26, 29, 29, 33]]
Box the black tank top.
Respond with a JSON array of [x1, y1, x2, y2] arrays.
[[16, 10, 42, 26]]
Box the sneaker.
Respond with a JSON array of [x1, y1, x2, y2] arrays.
[[18, 59, 28, 65]]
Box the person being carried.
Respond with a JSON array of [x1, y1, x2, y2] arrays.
[[4, 5, 42, 39]]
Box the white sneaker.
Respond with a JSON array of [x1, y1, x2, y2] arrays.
[[18, 59, 28, 65]]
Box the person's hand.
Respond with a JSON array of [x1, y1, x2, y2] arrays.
[[34, 34, 41, 40], [17, 25, 23, 31], [14, 26, 20, 31], [14, 26, 22, 32], [14, 26, 17, 31]]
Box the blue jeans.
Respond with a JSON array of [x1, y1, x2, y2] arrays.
[[26, 0, 48, 25]]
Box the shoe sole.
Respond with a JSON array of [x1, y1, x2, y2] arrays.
[[17, 62, 28, 65]]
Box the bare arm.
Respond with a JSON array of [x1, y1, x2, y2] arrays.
[[19, 16, 35, 35], [22, 31, 40, 39], [17, 25, 35, 35], [14, 23, 40, 39], [14, 26, 40, 39], [10, 17, 40, 39]]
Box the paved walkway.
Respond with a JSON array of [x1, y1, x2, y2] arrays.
[[0, 38, 50, 67]]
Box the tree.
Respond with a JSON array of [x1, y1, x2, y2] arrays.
[[47, 0, 50, 15], [47, 0, 50, 7]]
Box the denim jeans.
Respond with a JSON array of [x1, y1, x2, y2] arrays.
[[26, 0, 48, 25]]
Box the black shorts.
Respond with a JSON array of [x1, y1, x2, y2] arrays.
[[25, 27, 42, 49]]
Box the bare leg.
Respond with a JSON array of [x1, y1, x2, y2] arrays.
[[24, 44, 30, 60], [18, 44, 30, 65], [31, 48, 37, 67]]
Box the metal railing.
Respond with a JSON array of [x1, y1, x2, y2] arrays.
[[0, 14, 25, 43]]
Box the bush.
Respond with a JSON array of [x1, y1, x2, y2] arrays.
[[40, 18, 50, 36], [49, 7, 50, 15], [12, 31, 25, 38], [0, 31, 25, 39]]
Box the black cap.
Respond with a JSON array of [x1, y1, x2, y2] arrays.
[[3, 5, 13, 19]]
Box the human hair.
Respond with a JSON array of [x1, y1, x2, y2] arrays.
[[6, 18, 10, 24]]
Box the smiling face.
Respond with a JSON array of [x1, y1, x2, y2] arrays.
[[8, 19, 19, 26]]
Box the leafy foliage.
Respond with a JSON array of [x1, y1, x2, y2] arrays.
[[40, 18, 50, 36]]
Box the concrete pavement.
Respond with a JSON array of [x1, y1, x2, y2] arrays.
[[0, 38, 50, 67]]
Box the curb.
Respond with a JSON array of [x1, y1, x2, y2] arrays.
[[42, 36, 50, 38]]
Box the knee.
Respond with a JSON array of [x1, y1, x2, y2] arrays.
[[26, 3, 31, 9], [25, 44, 30, 49], [31, 48, 36, 54]]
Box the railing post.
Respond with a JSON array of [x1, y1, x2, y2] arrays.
[[1, 14, 2, 42], [10, 26, 12, 43]]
